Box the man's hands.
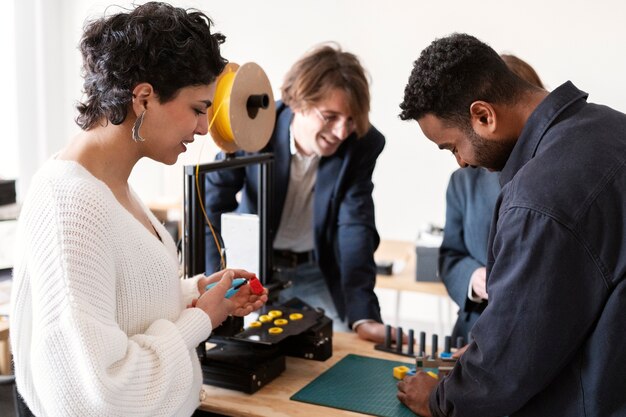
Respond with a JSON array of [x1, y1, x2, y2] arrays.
[[470, 266, 488, 300], [355, 321, 386, 343], [191, 269, 268, 329], [397, 372, 439, 417], [355, 321, 407, 344]]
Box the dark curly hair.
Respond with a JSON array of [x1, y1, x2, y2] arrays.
[[76, 1, 227, 130], [399, 33, 532, 130]]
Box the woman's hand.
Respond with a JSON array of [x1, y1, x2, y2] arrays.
[[197, 268, 257, 295], [191, 269, 268, 328], [228, 277, 268, 317]]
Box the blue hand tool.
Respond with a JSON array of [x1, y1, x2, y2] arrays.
[[205, 278, 248, 298]]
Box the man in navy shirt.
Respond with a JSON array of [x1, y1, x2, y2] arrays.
[[397, 33, 626, 417]]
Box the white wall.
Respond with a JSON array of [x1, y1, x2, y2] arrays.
[[13, 0, 626, 241], [0, 1, 18, 180]]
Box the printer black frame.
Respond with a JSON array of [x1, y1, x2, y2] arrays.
[[182, 153, 274, 282]]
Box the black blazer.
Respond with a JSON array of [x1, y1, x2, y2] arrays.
[[204, 102, 385, 325]]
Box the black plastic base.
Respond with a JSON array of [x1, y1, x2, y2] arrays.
[[199, 341, 285, 394], [199, 298, 333, 393]]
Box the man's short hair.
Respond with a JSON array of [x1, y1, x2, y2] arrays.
[[399, 33, 530, 129]]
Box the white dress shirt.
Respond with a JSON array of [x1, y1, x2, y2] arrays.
[[273, 127, 320, 252]]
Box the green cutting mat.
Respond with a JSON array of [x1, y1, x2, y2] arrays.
[[291, 354, 423, 417]]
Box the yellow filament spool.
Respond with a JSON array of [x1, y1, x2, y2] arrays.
[[207, 62, 276, 152], [212, 68, 236, 142]]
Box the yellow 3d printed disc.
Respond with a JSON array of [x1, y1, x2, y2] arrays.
[[268, 327, 283, 335]]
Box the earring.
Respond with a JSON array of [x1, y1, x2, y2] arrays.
[[132, 110, 146, 142]]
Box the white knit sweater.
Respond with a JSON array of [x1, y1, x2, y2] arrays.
[[10, 159, 213, 417]]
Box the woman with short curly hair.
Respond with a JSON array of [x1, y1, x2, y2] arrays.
[[11, 3, 267, 416]]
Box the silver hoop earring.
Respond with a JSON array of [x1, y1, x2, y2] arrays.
[[132, 110, 146, 142]]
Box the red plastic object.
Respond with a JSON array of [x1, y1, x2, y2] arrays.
[[248, 276, 264, 295]]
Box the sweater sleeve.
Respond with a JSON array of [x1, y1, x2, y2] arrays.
[[430, 207, 609, 416], [180, 274, 202, 307], [18, 175, 212, 417]]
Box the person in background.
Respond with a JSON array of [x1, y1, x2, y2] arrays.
[[10, 3, 267, 416], [204, 44, 390, 342], [397, 33, 626, 416], [439, 54, 545, 343]]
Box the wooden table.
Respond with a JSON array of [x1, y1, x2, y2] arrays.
[[0, 240, 449, 378], [200, 331, 411, 416], [0, 275, 12, 375], [374, 240, 451, 331], [374, 240, 447, 297], [0, 319, 10, 375]]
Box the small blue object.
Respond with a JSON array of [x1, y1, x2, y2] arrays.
[[205, 278, 247, 298], [406, 368, 416, 377], [440, 352, 453, 359]]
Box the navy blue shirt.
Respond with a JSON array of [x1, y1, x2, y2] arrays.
[[431, 82, 626, 416]]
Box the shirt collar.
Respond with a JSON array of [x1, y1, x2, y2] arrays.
[[500, 81, 588, 186], [289, 123, 320, 162]]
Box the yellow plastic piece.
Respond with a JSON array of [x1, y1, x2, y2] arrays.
[[268, 327, 283, 335], [212, 69, 236, 142], [248, 321, 262, 328], [274, 319, 288, 326], [289, 313, 303, 320], [268, 310, 283, 318], [393, 365, 410, 380], [427, 371, 439, 380], [258, 315, 272, 323]]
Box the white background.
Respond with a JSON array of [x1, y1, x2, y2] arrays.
[[4, 0, 626, 332], [6, 0, 626, 241]]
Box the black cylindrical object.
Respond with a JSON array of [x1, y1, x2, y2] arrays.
[[456, 336, 465, 349], [396, 327, 404, 353], [444, 335, 451, 354], [384, 324, 392, 348], [246, 94, 270, 118], [419, 331, 426, 358], [408, 329, 415, 355], [431, 334, 438, 359]]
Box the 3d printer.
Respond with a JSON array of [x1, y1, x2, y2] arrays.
[[182, 62, 332, 394]]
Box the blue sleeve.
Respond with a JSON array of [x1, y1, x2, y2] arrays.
[[431, 207, 608, 416], [439, 172, 483, 309], [336, 129, 385, 325]]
